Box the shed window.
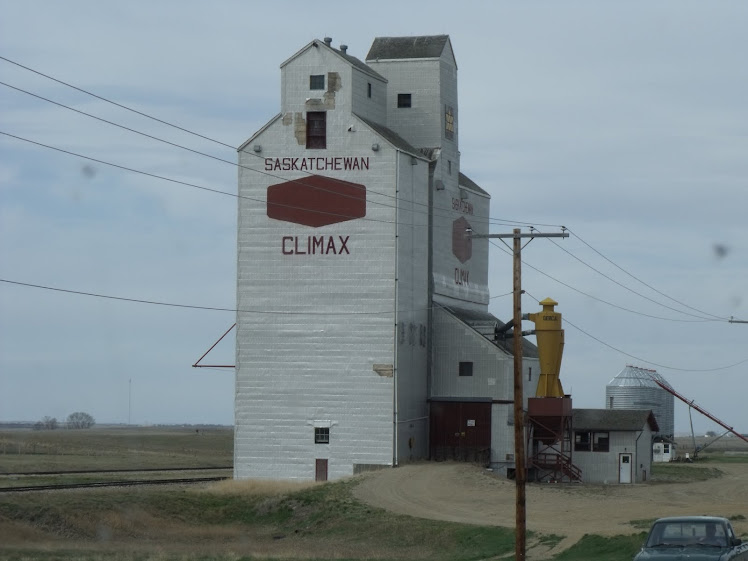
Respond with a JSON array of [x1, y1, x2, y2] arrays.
[[397, 93, 412, 108], [314, 427, 329, 444], [593, 431, 609, 452], [575, 431, 609, 452], [310, 74, 325, 90], [306, 111, 326, 149], [574, 431, 591, 452], [459, 361, 473, 377]]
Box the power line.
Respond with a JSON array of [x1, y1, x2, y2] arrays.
[[564, 316, 748, 373], [0, 278, 234, 312], [0, 130, 399, 227], [567, 228, 728, 321], [539, 232, 719, 321], [0, 80, 238, 166], [0, 63, 548, 230], [0, 277, 479, 316], [2, 129, 731, 326], [2, 60, 734, 325], [490, 291, 513, 300], [0, 128, 521, 235], [488, 239, 721, 323], [0, 55, 236, 149], [0, 82, 414, 217], [523, 291, 748, 373]]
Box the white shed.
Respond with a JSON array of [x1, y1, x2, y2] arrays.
[[572, 409, 659, 484]]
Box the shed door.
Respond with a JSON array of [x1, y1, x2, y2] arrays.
[[430, 402, 491, 463], [619, 453, 632, 484]]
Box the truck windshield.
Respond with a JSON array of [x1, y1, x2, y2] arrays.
[[647, 522, 727, 548]]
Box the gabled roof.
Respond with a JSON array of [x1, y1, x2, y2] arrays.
[[353, 114, 426, 159], [281, 39, 385, 82], [366, 35, 452, 61], [237, 113, 281, 152], [332, 45, 386, 82], [459, 172, 490, 197], [573, 408, 660, 432]]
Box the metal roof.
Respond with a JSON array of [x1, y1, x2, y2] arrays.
[[366, 35, 451, 61], [608, 365, 673, 389], [440, 303, 539, 358], [353, 114, 425, 159], [331, 44, 386, 81], [459, 172, 490, 197], [281, 39, 386, 82], [573, 408, 660, 432]]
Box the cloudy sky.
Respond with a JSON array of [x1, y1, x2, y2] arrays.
[[1, 1, 746, 435]]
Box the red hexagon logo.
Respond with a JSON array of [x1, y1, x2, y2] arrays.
[[267, 175, 366, 227], [452, 216, 472, 263]]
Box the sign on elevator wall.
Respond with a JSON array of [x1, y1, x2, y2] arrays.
[[452, 216, 472, 285], [267, 174, 366, 255], [265, 157, 370, 172]]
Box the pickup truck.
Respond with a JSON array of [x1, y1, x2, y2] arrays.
[[634, 516, 748, 560]]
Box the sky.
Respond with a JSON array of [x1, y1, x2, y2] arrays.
[[1, 1, 747, 435]]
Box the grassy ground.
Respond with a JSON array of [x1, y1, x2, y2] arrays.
[[0, 427, 233, 473], [649, 462, 725, 483], [550, 533, 648, 561], [1, 427, 744, 560], [0, 477, 518, 561]]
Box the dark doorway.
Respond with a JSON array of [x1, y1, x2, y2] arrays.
[[430, 401, 491, 463], [315, 458, 328, 481]]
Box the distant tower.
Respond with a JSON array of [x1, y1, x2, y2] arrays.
[[606, 365, 674, 438]]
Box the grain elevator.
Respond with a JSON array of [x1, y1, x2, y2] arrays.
[[235, 35, 539, 481]]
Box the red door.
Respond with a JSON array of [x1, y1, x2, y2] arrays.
[[430, 402, 491, 463], [315, 459, 328, 482]]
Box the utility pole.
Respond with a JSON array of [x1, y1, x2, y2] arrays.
[[471, 227, 568, 561]]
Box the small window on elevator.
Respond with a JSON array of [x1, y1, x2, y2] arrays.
[[367, 82, 372, 98], [310, 74, 325, 90], [459, 361, 473, 377], [314, 427, 330, 444], [397, 93, 412, 108]]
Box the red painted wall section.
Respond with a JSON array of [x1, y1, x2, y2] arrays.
[[267, 175, 366, 227]]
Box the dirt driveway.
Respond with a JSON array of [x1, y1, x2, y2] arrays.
[[353, 461, 748, 559]]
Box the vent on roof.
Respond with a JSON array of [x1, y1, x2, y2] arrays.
[[324, 37, 332, 46], [340, 44, 348, 53]]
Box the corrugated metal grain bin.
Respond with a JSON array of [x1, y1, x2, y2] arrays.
[[605, 365, 674, 438]]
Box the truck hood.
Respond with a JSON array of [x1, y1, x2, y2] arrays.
[[635, 546, 727, 561]]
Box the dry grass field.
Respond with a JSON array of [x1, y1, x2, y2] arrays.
[[0, 426, 233, 473], [0, 426, 746, 561]]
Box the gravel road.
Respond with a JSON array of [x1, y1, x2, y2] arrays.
[[353, 461, 748, 559]]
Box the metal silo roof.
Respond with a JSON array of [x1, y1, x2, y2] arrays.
[[606, 365, 675, 437], [607, 365, 673, 389]]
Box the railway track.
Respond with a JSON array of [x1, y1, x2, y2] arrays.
[[2, 466, 232, 476], [0, 476, 230, 493], [0, 467, 232, 493]]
